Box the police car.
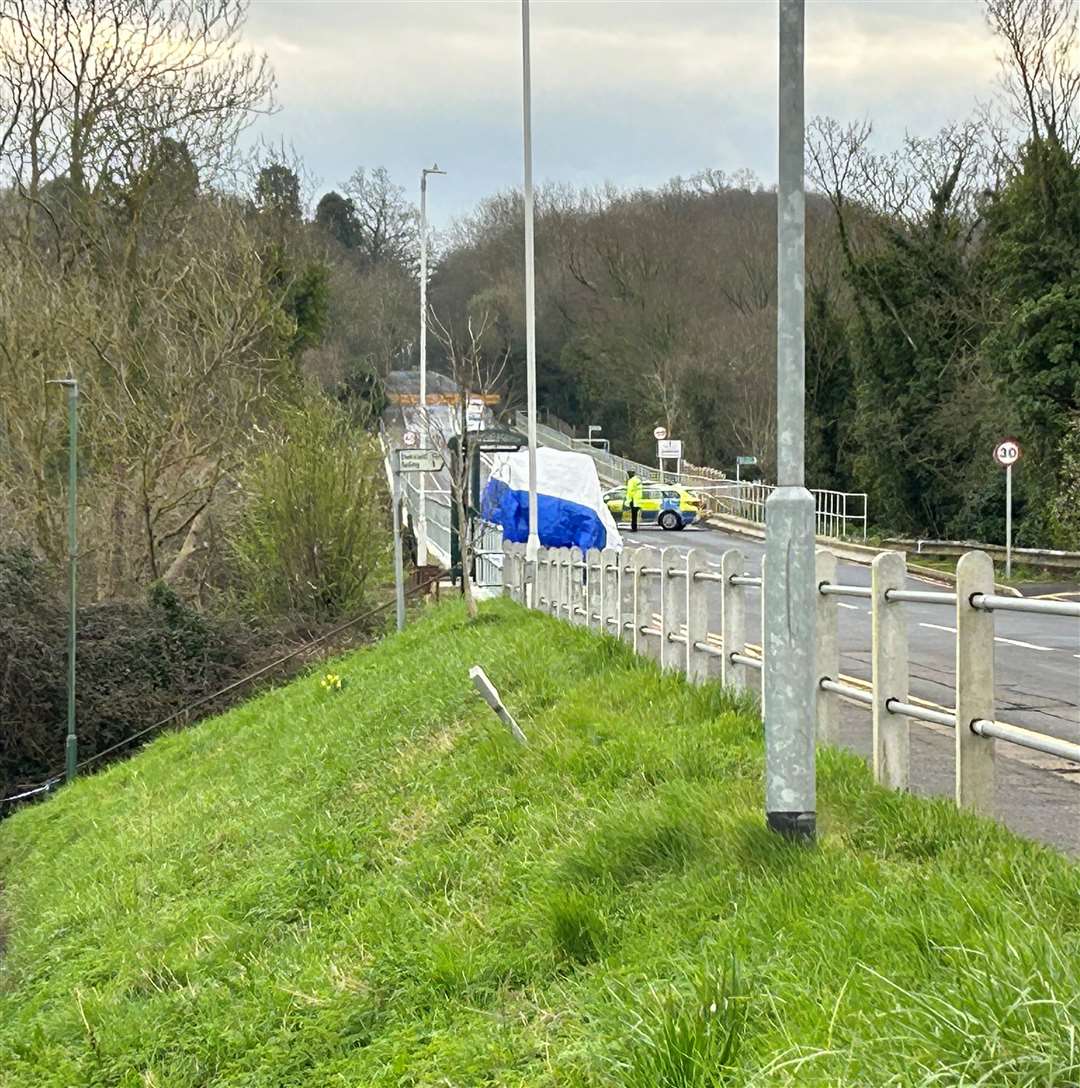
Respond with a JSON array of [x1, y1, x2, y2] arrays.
[[602, 482, 700, 530]]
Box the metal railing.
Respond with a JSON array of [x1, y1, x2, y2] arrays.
[[501, 542, 1080, 820], [518, 412, 868, 539]]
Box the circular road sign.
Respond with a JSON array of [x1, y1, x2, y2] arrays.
[[994, 438, 1022, 467], [653, 425, 667, 440], [402, 430, 419, 449]]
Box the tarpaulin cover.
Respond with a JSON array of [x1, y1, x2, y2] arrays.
[[481, 448, 623, 552]]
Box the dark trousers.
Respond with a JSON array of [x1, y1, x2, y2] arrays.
[[628, 502, 638, 531]]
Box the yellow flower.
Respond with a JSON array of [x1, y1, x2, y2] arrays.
[[320, 672, 342, 691]]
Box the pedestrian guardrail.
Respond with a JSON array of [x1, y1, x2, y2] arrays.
[[517, 412, 869, 539], [501, 541, 1080, 818]]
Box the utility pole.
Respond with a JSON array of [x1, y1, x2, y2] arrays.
[[763, 0, 816, 840], [417, 163, 446, 566], [521, 0, 540, 571], [47, 378, 79, 781]]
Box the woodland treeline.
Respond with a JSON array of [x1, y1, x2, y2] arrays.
[[429, 0, 1080, 548]]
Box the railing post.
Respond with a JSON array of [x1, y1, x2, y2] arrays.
[[642, 546, 664, 664], [631, 548, 647, 655], [569, 546, 585, 625], [661, 547, 683, 673], [586, 548, 602, 630], [686, 549, 716, 684], [720, 548, 746, 691], [600, 547, 617, 635], [871, 551, 909, 791], [956, 550, 996, 814], [814, 548, 838, 745]]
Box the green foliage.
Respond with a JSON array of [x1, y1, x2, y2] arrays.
[[623, 961, 745, 1088], [2, 599, 1079, 1085], [228, 396, 389, 620], [0, 553, 240, 794]]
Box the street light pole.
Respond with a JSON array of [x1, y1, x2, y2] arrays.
[[763, 0, 816, 840], [521, 0, 540, 567], [418, 163, 446, 566], [47, 378, 79, 782]]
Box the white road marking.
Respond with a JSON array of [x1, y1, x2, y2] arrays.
[[838, 602, 859, 611], [995, 636, 1054, 652], [920, 622, 956, 634]]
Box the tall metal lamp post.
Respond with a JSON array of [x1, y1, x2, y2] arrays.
[[46, 377, 79, 782], [521, 0, 540, 570], [417, 162, 446, 566], [763, 0, 816, 840]]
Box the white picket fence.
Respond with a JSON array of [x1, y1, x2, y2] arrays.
[[501, 540, 1080, 818]]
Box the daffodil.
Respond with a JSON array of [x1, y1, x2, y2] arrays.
[[319, 672, 342, 691]]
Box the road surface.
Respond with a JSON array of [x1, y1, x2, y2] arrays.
[[624, 521, 1080, 854]]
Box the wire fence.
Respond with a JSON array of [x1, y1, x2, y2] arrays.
[[1, 574, 442, 818]]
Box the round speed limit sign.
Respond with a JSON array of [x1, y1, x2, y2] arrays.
[[402, 430, 419, 449], [993, 438, 1022, 467], [653, 425, 667, 440]]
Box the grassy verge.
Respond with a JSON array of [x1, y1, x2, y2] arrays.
[[2, 598, 1078, 1086], [904, 552, 1074, 589]]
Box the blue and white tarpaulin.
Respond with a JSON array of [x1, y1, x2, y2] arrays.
[[481, 448, 623, 552]]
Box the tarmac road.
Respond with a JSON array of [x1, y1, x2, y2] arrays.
[[623, 521, 1080, 854]]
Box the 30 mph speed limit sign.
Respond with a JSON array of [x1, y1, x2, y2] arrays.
[[993, 438, 1022, 467]]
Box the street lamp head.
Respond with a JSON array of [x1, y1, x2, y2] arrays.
[[423, 164, 447, 177]]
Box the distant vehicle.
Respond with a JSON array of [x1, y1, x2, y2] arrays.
[[602, 482, 699, 530]]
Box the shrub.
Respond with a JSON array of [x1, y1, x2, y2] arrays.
[[228, 396, 389, 621], [0, 557, 242, 797]]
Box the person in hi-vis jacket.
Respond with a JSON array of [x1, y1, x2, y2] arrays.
[[625, 471, 643, 532]]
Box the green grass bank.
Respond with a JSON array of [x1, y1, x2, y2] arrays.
[[1, 598, 1078, 1087]]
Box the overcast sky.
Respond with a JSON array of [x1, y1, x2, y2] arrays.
[[245, 1, 1002, 226]]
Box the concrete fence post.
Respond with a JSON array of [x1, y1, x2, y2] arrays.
[[686, 549, 717, 684], [569, 546, 585, 625], [626, 548, 643, 648], [621, 550, 638, 647], [600, 547, 617, 635], [591, 548, 602, 631], [720, 548, 746, 691], [758, 553, 766, 718], [956, 550, 996, 815], [815, 549, 838, 745], [660, 547, 684, 672], [556, 552, 565, 622], [871, 551, 909, 791]]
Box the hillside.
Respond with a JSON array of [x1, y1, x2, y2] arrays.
[[1, 598, 1078, 1087]]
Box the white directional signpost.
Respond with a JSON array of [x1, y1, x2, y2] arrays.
[[653, 425, 667, 471], [994, 437, 1022, 578], [735, 453, 757, 487], [393, 448, 447, 630], [657, 437, 683, 477]]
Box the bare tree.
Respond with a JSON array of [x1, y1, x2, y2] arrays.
[[427, 309, 511, 620], [344, 165, 418, 270], [986, 0, 1080, 153]]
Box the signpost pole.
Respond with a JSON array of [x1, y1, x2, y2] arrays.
[[392, 452, 406, 632], [1005, 463, 1013, 580]]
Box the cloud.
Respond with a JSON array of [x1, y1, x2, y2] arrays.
[[244, 0, 1002, 222]]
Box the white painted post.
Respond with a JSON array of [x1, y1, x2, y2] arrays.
[[956, 550, 996, 815], [556, 547, 569, 621], [814, 549, 838, 744], [660, 547, 684, 672], [758, 553, 767, 719], [685, 549, 717, 684], [871, 551, 909, 791], [720, 548, 746, 691]]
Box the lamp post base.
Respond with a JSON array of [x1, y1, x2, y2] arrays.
[[763, 485, 817, 839]]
